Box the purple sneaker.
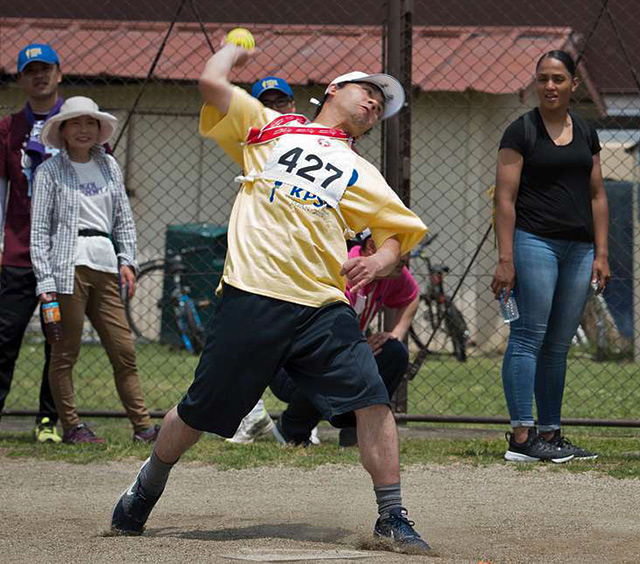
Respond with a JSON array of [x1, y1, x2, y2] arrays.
[[62, 423, 105, 444], [133, 424, 160, 443]]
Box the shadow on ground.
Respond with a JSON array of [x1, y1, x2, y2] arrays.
[[149, 522, 353, 544]]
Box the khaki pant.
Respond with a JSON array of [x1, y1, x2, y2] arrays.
[[49, 266, 152, 432]]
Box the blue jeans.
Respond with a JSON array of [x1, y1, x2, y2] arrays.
[[502, 229, 594, 431]]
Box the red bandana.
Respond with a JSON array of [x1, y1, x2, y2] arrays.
[[245, 114, 351, 146]]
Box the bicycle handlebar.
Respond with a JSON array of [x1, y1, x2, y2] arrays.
[[410, 232, 439, 258], [421, 232, 438, 247], [167, 245, 219, 258]]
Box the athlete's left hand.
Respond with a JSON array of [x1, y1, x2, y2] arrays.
[[119, 265, 136, 300], [341, 254, 383, 294]]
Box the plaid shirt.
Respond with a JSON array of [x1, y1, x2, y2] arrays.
[[30, 146, 137, 295]]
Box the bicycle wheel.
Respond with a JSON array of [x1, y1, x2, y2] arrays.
[[125, 259, 166, 342], [183, 299, 206, 354], [444, 300, 469, 363]]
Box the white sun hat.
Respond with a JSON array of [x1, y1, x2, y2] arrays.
[[325, 71, 405, 120], [41, 96, 118, 149]]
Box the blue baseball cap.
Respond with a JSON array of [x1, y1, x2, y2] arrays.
[[251, 76, 294, 100], [17, 44, 60, 74]]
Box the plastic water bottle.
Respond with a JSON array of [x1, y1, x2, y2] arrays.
[[498, 289, 519, 324], [42, 301, 63, 344], [353, 292, 367, 315]]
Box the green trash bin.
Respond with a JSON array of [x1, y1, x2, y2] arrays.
[[160, 223, 228, 348]]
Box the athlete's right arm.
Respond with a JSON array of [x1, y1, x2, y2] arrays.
[[198, 43, 252, 114]]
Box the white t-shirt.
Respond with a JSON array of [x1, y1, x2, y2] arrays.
[[71, 159, 118, 274]]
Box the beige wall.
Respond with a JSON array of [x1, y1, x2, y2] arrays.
[[0, 81, 536, 350], [600, 142, 637, 182], [2, 81, 605, 351], [409, 90, 534, 350]]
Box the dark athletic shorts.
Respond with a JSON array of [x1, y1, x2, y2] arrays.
[[177, 285, 390, 437]]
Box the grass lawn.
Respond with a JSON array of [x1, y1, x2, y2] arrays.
[[3, 340, 640, 479], [408, 352, 640, 421], [1, 417, 639, 480], [6, 339, 639, 422]]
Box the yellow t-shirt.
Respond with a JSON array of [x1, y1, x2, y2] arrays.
[[199, 87, 427, 307]]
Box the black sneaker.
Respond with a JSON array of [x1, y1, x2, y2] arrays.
[[548, 430, 598, 460], [111, 458, 162, 535], [504, 427, 574, 464], [373, 507, 431, 554]]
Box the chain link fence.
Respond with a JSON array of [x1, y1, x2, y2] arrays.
[[1, 0, 638, 426]]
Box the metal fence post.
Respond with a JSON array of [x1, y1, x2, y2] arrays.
[[4, 3, 639, 429], [384, 0, 413, 416]]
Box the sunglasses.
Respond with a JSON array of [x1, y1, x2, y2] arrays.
[[260, 96, 294, 110]]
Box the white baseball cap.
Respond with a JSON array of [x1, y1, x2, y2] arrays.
[[325, 71, 405, 120]]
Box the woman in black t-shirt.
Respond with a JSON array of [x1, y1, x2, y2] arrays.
[[490, 50, 610, 463]]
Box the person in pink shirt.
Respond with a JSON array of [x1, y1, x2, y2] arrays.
[[271, 229, 420, 446]]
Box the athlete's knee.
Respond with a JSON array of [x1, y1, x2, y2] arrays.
[[354, 402, 391, 422], [165, 406, 202, 438]]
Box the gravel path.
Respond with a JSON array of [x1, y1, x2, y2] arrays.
[[1, 457, 639, 563]]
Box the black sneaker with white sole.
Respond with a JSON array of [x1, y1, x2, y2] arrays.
[[504, 427, 574, 463], [548, 430, 598, 460], [111, 458, 163, 535], [373, 507, 431, 555]]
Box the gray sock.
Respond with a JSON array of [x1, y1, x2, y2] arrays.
[[138, 450, 176, 497], [374, 482, 403, 519]]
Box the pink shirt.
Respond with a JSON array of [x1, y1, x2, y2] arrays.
[[345, 245, 419, 332]]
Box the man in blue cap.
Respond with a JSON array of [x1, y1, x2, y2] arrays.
[[251, 76, 296, 114], [0, 43, 63, 443]]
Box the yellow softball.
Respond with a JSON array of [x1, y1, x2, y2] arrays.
[[225, 28, 256, 50]]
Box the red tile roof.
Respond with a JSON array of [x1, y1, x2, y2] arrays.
[[0, 18, 587, 96], [3, 0, 638, 95]]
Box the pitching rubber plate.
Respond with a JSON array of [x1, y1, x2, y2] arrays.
[[222, 548, 372, 561]]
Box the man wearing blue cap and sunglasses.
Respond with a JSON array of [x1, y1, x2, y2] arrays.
[[251, 76, 296, 114], [0, 43, 63, 443]]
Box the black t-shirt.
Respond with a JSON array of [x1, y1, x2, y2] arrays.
[[499, 108, 601, 242]]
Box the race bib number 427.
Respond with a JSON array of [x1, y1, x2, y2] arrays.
[[259, 134, 356, 208]]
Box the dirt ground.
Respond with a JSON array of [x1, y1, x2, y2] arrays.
[[1, 454, 640, 564]]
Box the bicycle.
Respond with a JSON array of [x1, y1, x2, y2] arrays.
[[407, 233, 470, 363], [125, 246, 212, 354], [575, 289, 630, 361]]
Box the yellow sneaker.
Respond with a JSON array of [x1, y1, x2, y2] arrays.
[[34, 417, 62, 444]]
